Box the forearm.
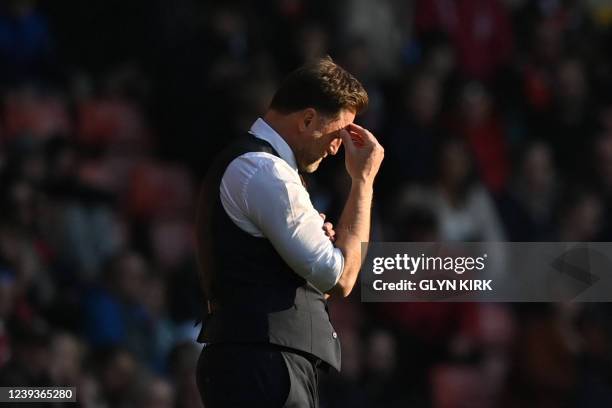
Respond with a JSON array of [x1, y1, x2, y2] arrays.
[[329, 180, 373, 297]]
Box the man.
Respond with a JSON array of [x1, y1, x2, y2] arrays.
[[195, 57, 384, 407]]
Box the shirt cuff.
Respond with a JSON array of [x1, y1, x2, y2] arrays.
[[307, 247, 344, 292]]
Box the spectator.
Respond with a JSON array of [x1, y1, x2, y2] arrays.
[[82, 251, 156, 366], [95, 347, 140, 408], [449, 81, 510, 193], [385, 72, 443, 186], [415, 0, 514, 81], [420, 137, 506, 242], [498, 141, 558, 241]]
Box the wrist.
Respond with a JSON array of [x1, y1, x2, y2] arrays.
[[350, 178, 374, 192]]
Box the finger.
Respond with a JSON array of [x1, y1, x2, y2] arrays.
[[323, 221, 333, 230], [346, 123, 365, 136], [347, 123, 376, 144], [324, 228, 336, 240], [347, 122, 367, 132], [349, 132, 365, 148], [340, 128, 357, 154], [349, 130, 364, 142], [348, 129, 366, 148], [319, 213, 326, 221]]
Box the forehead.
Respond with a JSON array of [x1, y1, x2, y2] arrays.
[[324, 109, 355, 133]]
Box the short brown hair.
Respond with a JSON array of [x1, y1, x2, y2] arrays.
[[269, 57, 368, 116]]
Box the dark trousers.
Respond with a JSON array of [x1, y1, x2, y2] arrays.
[[196, 343, 320, 408]]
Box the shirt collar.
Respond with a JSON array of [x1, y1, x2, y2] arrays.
[[249, 117, 298, 171]]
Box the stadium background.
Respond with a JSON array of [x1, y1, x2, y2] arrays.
[[1, 0, 612, 406]]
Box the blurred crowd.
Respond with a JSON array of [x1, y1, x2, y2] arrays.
[[1, 0, 612, 407]]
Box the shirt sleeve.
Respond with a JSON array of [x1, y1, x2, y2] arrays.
[[222, 154, 344, 292]]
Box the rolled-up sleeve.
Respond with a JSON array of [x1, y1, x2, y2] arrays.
[[233, 156, 344, 292]]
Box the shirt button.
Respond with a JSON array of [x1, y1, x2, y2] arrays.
[[332, 332, 337, 339]]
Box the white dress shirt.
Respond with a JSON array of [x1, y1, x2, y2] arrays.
[[219, 118, 344, 292]]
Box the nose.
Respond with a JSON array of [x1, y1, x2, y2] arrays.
[[328, 137, 343, 156]]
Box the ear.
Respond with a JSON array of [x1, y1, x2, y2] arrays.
[[298, 108, 317, 132]]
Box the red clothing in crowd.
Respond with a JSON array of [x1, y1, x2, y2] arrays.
[[416, 0, 514, 80]]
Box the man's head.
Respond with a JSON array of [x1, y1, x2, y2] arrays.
[[265, 57, 368, 173]]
